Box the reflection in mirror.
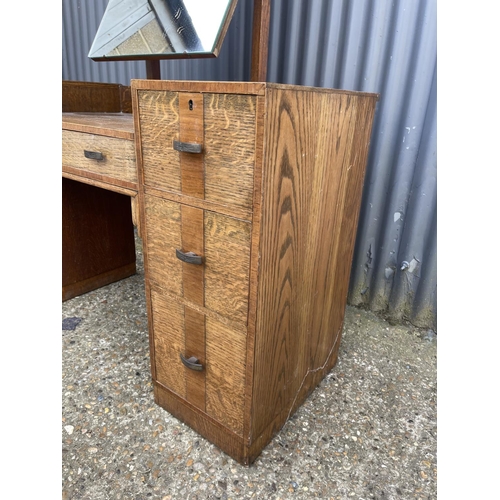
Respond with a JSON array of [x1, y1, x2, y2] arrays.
[[89, 0, 238, 61]]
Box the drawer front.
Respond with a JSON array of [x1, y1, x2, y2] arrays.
[[62, 130, 136, 184], [151, 290, 246, 435], [144, 194, 252, 325], [137, 90, 256, 211]]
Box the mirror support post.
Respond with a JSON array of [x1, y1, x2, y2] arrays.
[[146, 60, 161, 80], [250, 0, 271, 82]]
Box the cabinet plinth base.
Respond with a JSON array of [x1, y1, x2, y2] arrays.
[[153, 381, 253, 465]]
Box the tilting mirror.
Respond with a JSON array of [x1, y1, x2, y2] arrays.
[[89, 0, 238, 61]]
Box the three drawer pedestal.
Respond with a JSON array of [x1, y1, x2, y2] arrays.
[[132, 80, 378, 464]]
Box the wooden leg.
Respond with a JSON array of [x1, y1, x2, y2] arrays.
[[62, 178, 136, 301]]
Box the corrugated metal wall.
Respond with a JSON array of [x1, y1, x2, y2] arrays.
[[62, 0, 437, 331]]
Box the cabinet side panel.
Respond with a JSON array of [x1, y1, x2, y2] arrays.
[[251, 88, 378, 443], [309, 96, 378, 372]]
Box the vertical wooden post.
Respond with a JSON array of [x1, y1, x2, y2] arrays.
[[250, 0, 271, 82], [146, 60, 161, 80]]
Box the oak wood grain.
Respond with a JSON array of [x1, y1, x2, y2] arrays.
[[204, 211, 251, 324], [144, 185, 252, 222], [154, 382, 249, 464], [138, 90, 181, 192], [179, 93, 205, 198], [132, 80, 379, 465], [62, 130, 137, 185], [180, 205, 205, 306], [243, 94, 266, 441], [184, 307, 206, 410], [206, 317, 246, 435], [62, 81, 131, 113], [150, 290, 186, 399], [62, 170, 137, 197], [149, 284, 249, 333], [143, 195, 183, 296], [204, 93, 256, 210], [62, 112, 134, 140], [251, 87, 378, 444], [132, 79, 266, 96]]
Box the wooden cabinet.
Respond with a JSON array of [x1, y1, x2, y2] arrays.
[[131, 80, 378, 464]]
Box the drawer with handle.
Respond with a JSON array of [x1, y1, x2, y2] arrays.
[[143, 194, 251, 326], [137, 90, 256, 211], [150, 289, 247, 436], [62, 129, 137, 185]]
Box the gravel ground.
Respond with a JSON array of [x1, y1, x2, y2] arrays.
[[62, 236, 437, 499]]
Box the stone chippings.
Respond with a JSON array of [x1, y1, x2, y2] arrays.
[[62, 237, 437, 500]]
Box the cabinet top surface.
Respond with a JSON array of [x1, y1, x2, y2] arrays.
[[62, 112, 134, 140], [130, 80, 379, 100]]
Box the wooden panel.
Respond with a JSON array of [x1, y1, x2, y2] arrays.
[[143, 195, 183, 295], [184, 307, 206, 410], [154, 382, 250, 464], [243, 94, 266, 440], [251, 88, 378, 441], [62, 81, 131, 113], [62, 112, 134, 140], [250, 0, 271, 82], [204, 93, 256, 210], [204, 211, 252, 324], [309, 96, 378, 370], [206, 317, 246, 435], [180, 205, 206, 410], [144, 185, 252, 222], [179, 93, 204, 198], [144, 196, 251, 324], [138, 90, 181, 192], [62, 171, 137, 197], [151, 290, 186, 399], [62, 178, 136, 301], [131, 79, 266, 96], [180, 205, 204, 305], [62, 130, 136, 184]]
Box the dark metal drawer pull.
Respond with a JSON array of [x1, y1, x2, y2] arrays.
[[176, 249, 203, 265], [180, 354, 203, 371], [84, 150, 104, 160], [173, 140, 202, 154]]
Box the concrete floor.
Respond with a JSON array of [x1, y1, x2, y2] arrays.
[[62, 238, 437, 499]]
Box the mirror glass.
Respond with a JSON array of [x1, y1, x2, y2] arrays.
[[89, 0, 238, 61]]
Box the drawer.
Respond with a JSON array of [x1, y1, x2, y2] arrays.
[[137, 90, 256, 211], [151, 289, 247, 435], [62, 129, 136, 184], [143, 194, 251, 325]]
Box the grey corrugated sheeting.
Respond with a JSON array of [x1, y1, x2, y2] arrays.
[[62, 0, 437, 331]]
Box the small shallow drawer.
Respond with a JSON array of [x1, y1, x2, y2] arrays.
[[62, 130, 136, 185], [137, 90, 256, 211]]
